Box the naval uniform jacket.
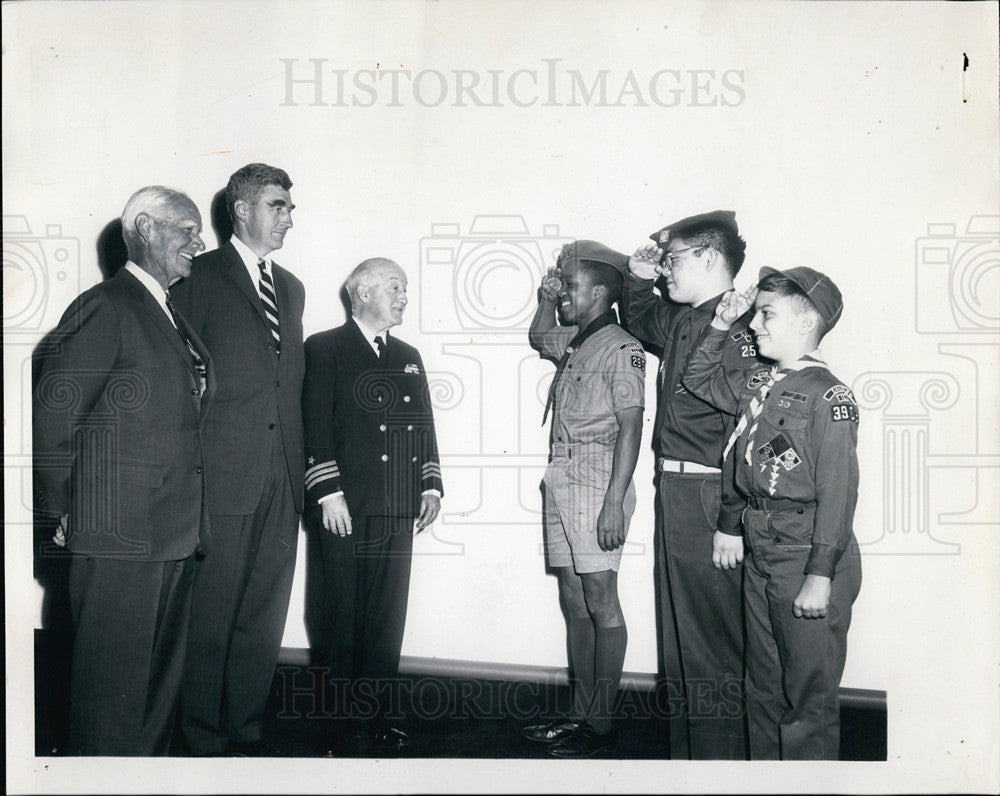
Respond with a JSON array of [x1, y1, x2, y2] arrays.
[[302, 320, 443, 518]]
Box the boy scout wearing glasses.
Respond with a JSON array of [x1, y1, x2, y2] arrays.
[[524, 240, 645, 758], [622, 211, 759, 760], [682, 267, 863, 759]]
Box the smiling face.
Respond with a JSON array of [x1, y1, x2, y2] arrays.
[[144, 196, 204, 288], [237, 184, 294, 256], [557, 261, 605, 328], [749, 290, 817, 365], [359, 263, 409, 332]]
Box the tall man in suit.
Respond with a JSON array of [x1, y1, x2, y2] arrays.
[[303, 258, 443, 751], [33, 185, 214, 755], [171, 163, 305, 755]]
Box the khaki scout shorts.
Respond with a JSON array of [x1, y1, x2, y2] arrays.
[[542, 446, 636, 574]]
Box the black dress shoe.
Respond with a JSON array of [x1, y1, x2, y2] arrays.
[[370, 726, 409, 750], [521, 718, 582, 743], [546, 723, 616, 758]]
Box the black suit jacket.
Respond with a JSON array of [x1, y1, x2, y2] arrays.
[[33, 267, 215, 561], [170, 240, 305, 516], [302, 320, 443, 518]]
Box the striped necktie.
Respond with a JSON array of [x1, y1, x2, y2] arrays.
[[257, 259, 281, 352], [165, 294, 207, 394]]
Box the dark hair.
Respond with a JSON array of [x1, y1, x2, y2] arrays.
[[577, 259, 624, 305], [225, 163, 292, 220], [669, 219, 747, 277], [756, 273, 828, 337]]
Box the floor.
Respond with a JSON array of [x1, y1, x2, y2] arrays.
[[35, 630, 886, 760]]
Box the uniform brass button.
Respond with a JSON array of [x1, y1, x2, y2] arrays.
[[403, 395, 411, 403], [407, 425, 413, 431], [380, 424, 387, 432], [411, 456, 417, 462], [381, 454, 388, 462]]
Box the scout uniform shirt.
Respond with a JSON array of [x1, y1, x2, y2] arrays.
[[683, 326, 860, 578], [540, 312, 646, 450]]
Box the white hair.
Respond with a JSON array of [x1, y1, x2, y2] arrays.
[[120, 185, 188, 258], [345, 257, 403, 305]]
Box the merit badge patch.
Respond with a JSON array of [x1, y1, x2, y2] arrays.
[[831, 403, 859, 423], [823, 384, 856, 405], [757, 434, 802, 471]]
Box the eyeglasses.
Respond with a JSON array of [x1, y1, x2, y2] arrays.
[[662, 245, 707, 268]]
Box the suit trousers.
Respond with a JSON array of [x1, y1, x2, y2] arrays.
[[315, 515, 414, 726], [180, 448, 299, 753], [67, 552, 196, 755], [656, 472, 748, 760], [742, 507, 862, 759]]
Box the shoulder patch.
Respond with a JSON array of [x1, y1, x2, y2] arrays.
[[746, 368, 771, 390], [823, 384, 857, 405], [830, 404, 859, 423], [630, 352, 646, 372]]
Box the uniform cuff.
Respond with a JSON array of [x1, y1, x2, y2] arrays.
[[716, 508, 744, 536], [805, 543, 841, 578]]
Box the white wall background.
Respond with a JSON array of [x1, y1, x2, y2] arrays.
[[4, 1, 998, 793]]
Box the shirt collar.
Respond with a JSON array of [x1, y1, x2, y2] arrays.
[[231, 233, 270, 271], [124, 261, 168, 302], [352, 315, 390, 347], [567, 309, 618, 351]]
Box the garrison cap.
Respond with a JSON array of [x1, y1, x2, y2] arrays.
[[558, 239, 629, 275], [759, 266, 844, 330], [649, 209, 739, 247]]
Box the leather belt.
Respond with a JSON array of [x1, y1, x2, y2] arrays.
[[550, 442, 611, 460], [747, 495, 813, 511], [657, 458, 721, 474]]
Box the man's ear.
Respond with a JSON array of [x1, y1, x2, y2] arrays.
[[356, 284, 370, 304], [231, 198, 249, 224], [134, 212, 155, 244]]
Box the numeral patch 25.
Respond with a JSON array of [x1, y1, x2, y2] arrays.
[[831, 404, 859, 423]]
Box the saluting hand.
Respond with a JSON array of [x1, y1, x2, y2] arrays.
[[712, 285, 758, 330], [539, 267, 562, 303], [628, 244, 663, 281]]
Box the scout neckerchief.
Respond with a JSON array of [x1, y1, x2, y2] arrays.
[[542, 309, 619, 425], [724, 350, 828, 466]]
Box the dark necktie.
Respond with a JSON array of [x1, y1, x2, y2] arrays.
[[165, 294, 207, 394], [374, 335, 388, 364], [257, 259, 281, 352]]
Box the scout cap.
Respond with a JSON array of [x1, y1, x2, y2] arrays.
[[759, 265, 844, 331], [648, 210, 739, 247], [558, 239, 629, 275]]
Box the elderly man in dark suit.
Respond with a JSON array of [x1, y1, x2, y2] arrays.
[[170, 163, 305, 756], [33, 185, 214, 755], [303, 257, 443, 752]]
